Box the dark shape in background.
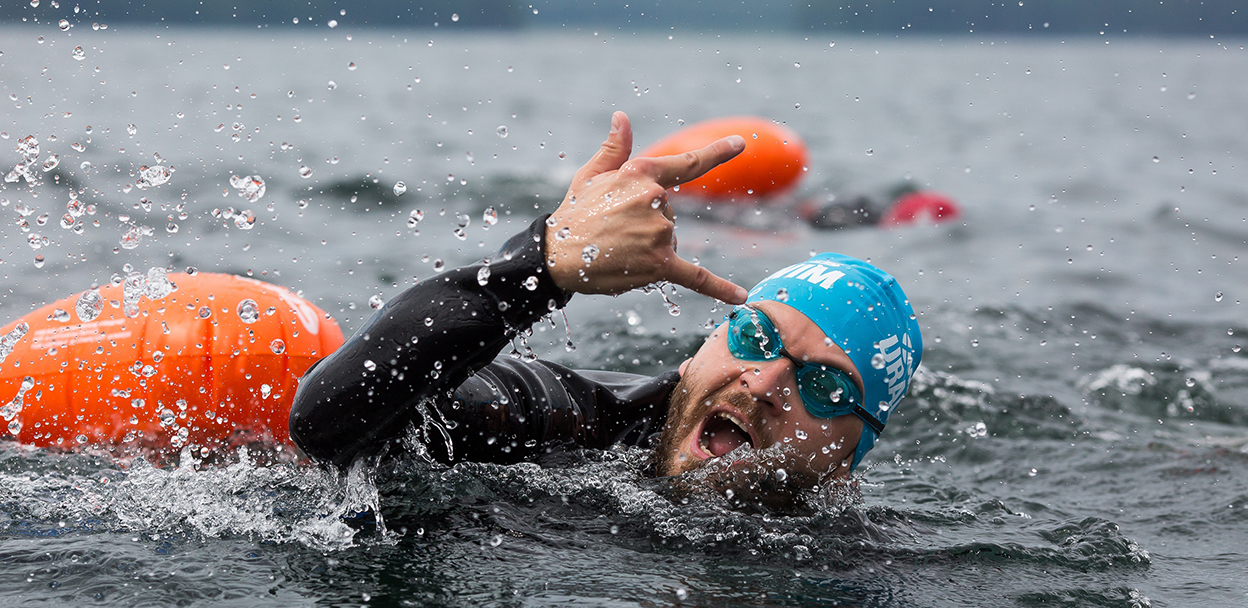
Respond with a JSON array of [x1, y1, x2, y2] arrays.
[[2, 0, 1245, 34]]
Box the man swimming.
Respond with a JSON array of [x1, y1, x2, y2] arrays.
[[289, 111, 921, 487]]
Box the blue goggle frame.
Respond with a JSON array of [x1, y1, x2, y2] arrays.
[[725, 306, 883, 435]]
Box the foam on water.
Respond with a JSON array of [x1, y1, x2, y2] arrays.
[[0, 443, 386, 552]]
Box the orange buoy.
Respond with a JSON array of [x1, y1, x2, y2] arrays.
[[0, 272, 343, 458], [639, 116, 808, 201]]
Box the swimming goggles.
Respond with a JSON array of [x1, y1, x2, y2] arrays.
[[725, 305, 882, 435]]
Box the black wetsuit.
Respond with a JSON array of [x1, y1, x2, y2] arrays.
[[288, 216, 678, 470]]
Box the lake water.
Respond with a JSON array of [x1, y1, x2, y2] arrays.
[[2, 24, 1247, 606]]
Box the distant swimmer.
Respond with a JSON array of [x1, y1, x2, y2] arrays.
[[637, 115, 962, 231], [289, 112, 922, 492]]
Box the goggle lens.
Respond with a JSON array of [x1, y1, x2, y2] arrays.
[[725, 306, 863, 419]]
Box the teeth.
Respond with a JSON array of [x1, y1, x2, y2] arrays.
[[720, 411, 748, 434]]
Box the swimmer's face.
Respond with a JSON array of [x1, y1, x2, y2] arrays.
[[655, 300, 864, 482]]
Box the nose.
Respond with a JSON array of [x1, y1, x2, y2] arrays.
[[738, 357, 799, 415]]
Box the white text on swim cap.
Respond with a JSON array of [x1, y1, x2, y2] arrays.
[[757, 261, 846, 290], [876, 333, 915, 411]]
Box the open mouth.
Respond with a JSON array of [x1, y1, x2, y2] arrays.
[[693, 409, 757, 458]]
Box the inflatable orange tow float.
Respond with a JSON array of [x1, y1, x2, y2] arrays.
[[0, 271, 343, 458], [640, 116, 808, 201]]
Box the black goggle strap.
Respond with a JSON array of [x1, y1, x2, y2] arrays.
[[852, 404, 886, 436]]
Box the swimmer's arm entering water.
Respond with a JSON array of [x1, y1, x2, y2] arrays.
[[289, 112, 745, 469]]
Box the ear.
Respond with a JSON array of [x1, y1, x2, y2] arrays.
[[677, 358, 691, 377]]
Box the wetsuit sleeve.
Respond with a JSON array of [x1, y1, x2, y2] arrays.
[[288, 215, 676, 469]]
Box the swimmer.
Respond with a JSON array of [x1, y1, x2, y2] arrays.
[[289, 111, 921, 489]]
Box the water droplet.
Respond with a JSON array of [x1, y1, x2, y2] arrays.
[[118, 225, 145, 250], [126, 124, 137, 137], [363, 359, 376, 371], [775, 287, 788, 302], [270, 339, 286, 354], [393, 181, 407, 196], [58, 19, 70, 30], [581, 244, 599, 265], [1153, 156, 1160, 163], [347, 62, 357, 71], [135, 165, 173, 189], [236, 299, 260, 323], [71, 45, 85, 60], [368, 294, 384, 309], [432, 259, 445, 272], [327, 80, 337, 90], [865, 148, 873, 156], [523, 276, 539, 291], [496, 125, 508, 138], [1028, 468, 1038, 477], [75, 289, 103, 322], [142, 267, 175, 300], [1215, 292, 1223, 302], [1185, 377, 1196, 388], [482, 206, 498, 226], [971, 339, 980, 347], [198, 306, 212, 319], [39, 154, 59, 172], [871, 353, 886, 369], [477, 266, 491, 286], [229, 174, 266, 202], [233, 209, 256, 230], [328, 19, 337, 28], [298, 165, 312, 179], [675, 589, 688, 601], [16, 135, 39, 161], [555, 227, 571, 240]]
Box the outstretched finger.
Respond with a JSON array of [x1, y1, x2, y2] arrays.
[[649, 135, 746, 190], [572, 111, 634, 185], [664, 256, 748, 305]]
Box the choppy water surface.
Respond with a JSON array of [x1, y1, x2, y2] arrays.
[[2, 25, 1248, 606]]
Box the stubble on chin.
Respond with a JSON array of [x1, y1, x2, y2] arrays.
[[653, 374, 757, 477]]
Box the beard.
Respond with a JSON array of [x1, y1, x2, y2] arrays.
[[652, 374, 830, 513], [653, 373, 761, 477]]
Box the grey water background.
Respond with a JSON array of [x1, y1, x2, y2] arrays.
[[1, 23, 1247, 606]]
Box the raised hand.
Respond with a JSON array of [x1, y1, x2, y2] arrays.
[[545, 111, 748, 304]]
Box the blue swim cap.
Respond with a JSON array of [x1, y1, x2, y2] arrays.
[[745, 253, 922, 472]]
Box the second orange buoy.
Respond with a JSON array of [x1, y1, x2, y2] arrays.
[[639, 116, 808, 201]]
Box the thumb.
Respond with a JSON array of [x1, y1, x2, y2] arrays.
[[574, 111, 633, 182], [664, 256, 749, 305]]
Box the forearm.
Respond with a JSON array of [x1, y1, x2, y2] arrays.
[[288, 215, 571, 468]]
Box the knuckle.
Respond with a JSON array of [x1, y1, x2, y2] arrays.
[[620, 158, 651, 176]]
